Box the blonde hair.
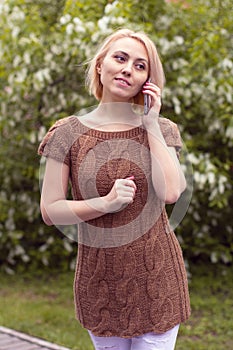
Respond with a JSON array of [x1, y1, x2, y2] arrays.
[[86, 29, 165, 106]]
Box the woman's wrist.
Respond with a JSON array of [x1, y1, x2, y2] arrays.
[[142, 113, 160, 130]]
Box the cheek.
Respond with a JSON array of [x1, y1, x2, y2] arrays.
[[99, 72, 111, 88], [99, 62, 114, 84], [134, 76, 147, 92]]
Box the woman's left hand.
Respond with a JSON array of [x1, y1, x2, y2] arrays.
[[142, 81, 162, 127]]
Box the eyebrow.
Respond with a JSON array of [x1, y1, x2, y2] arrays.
[[114, 51, 148, 63]]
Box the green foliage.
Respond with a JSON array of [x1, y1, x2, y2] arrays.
[[1, 266, 233, 349], [0, 0, 232, 272]]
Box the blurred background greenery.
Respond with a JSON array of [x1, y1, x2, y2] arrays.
[[0, 0, 232, 273], [0, 0, 232, 348]]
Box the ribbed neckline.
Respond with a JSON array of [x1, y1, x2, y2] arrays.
[[70, 115, 144, 140]]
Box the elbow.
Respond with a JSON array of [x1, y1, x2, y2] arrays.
[[40, 205, 53, 226], [165, 185, 186, 204], [154, 181, 186, 204], [165, 191, 181, 204], [155, 189, 182, 204], [165, 175, 187, 204], [42, 214, 53, 226]]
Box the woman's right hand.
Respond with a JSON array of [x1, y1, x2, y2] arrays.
[[104, 176, 137, 213]]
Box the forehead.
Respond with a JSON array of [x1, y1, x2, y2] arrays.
[[107, 37, 148, 59]]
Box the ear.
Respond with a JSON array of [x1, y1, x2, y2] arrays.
[[96, 64, 101, 74]]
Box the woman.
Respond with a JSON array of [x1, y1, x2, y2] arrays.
[[38, 29, 190, 350]]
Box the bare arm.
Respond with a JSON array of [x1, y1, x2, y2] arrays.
[[142, 81, 186, 204], [40, 158, 137, 226], [145, 120, 186, 204]]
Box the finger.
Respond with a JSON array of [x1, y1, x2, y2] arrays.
[[143, 88, 161, 98], [120, 190, 135, 202], [143, 82, 161, 96], [144, 81, 161, 91], [119, 186, 136, 197], [124, 179, 137, 191], [116, 178, 137, 192]]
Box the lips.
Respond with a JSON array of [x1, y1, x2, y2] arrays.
[[115, 78, 131, 86]]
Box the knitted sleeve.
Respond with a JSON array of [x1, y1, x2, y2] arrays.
[[158, 117, 183, 157], [38, 116, 74, 166]]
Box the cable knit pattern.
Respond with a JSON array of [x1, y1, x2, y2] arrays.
[[38, 115, 191, 338]]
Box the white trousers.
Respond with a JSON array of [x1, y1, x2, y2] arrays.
[[88, 324, 180, 350]]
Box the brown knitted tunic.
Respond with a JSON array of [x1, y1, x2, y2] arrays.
[[38, 115, 191, 338]]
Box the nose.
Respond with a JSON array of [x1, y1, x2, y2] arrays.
[[121, 62, 133, 76]]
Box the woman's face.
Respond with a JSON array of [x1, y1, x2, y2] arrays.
[[98, 37, 149, 103]]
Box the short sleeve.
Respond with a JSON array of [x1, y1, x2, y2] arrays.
[[158, 117, 183, 157], [38, 117, 74, 166]]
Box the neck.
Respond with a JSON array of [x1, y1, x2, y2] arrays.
[[96, 102, 140, 127]]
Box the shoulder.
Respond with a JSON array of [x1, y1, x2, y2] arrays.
[[46, 115, 78, 132], [158, 116, 182, 149], [38, 116, 78, 157], [158, 116, 178, 131]]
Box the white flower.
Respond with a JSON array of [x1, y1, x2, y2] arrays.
[[60, 14, 71, 25], [226, 126, 233, 139], [157, 15, 172, 29], [0, 3, 10, 15], [12, 26, 20, 38], [10, 7, 25, 21], [220, 58, 233, 70], [172, 58, 188, 70], [29, 33, 40, 44], [207, 172, 215, 185], [211, 252, 218, 264], [47, 236, 54, 244], [14, 245, 25, 256], [172, 96, 181, 114], [13, 55, 21, 67], [105, 3, 114, 14], [111, 16, 125, 25], [73, 17, 82, 25], [23, 52, 31, 64], [38, 126, 46, 141], [98, 16, 110, 31], [218, 175, 227, 194], [33, 68, 51, 90], [158, 37, 171, 55], [66, 23, 74, 35], [64, 239, 73, 253], [85, 21, 95, 31], [29, 131, 36, 144], [15, 68, 27, 83], [190, 83, 204, 96], [34, 69, 47, 82], [208, 119, 222, 132], [74, 24, 86, 34], [58, 93, 67, 107], [187, 153, 200, 165], [174, 36, 184, 45], [51, 44, 62, 55], [91, 32, 100, 42], [44, 52, 53, 62], [105, 1, 119, 14]]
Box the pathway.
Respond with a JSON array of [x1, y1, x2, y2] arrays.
[[0, 326, 71, 350]]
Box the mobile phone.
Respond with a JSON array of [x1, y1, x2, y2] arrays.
[[144, 78, 151, 115]]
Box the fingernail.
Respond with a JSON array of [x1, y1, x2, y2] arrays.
[[126, 176, 134, 180]]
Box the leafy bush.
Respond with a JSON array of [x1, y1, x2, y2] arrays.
[[0, 0, 232, 273]]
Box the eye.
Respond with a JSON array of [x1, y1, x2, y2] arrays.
[[114, 55, 126, 62], [136, 63, 146, 70]]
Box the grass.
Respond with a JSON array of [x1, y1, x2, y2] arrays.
[[178, 264, 233, 349], [0, 271, 92, 350], [0, 264, 233, 350]]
